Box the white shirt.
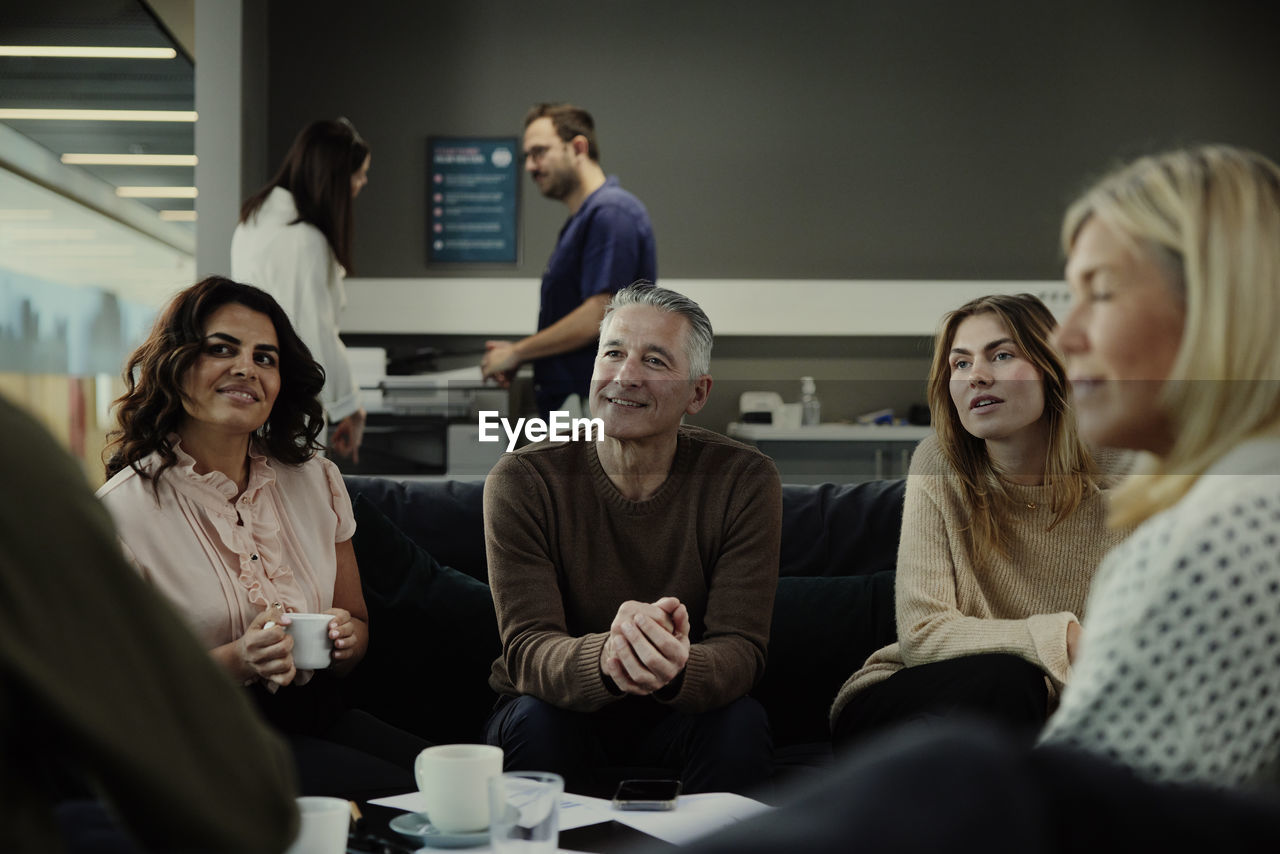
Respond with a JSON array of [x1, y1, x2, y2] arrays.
[[231, 186, 361, 422], [1042, 438, 1280, 790]]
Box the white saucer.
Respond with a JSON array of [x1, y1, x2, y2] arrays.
[[388, 811, 489, 849]]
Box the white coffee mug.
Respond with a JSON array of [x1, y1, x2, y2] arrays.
[[414, 744, 504, 833], [285, 613, 334, 670], [284, 796, 349, 854]]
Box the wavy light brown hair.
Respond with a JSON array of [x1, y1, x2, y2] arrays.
[[239, 117, 369, 272], [1062, 145, 1280, 527], [928, 293, 1101, 558], [104, 277, 325, 494]]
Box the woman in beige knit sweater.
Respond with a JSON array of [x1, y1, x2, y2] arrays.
[[831, 293, 1129, 748]]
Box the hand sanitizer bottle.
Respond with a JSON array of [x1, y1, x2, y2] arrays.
[[800, 376, 821, 426]]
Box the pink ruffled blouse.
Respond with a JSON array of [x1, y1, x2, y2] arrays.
[[96, 437, 355, 650]]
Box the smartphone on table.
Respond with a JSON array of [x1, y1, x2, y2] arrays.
[[612, 779, 682, 811]]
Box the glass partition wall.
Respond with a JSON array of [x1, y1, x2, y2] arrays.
[[0, 165, 193, 484]]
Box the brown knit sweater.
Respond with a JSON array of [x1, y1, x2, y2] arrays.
[[830, 435, 1131, 728], [484, 425, 782, 715]]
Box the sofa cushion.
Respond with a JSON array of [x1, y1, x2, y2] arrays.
[[342, 493, 501, 743], [755, 570, 897, 746], [344, 476, 488, 582], [779, 480, 906, 578]]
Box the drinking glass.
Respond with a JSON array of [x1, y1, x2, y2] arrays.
[[487, 771, 564, 853]]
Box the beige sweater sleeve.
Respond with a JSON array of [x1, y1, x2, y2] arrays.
[[895, 450, 1076, 689]]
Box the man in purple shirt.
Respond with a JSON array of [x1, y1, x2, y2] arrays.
[[481, 103, 657, 419]]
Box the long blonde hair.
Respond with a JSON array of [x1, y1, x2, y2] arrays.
[[1062, 145, 1280, 528], [928, 293, 1101, 558]]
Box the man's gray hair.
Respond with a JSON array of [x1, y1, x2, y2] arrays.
[[601, 282, 713, 379]]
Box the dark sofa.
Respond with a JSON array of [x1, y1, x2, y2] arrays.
[[339, 474, 906, 785]]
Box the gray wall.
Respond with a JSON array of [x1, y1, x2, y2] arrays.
[[258, 0, 1280, 280], [254, 0, 1279, 430]]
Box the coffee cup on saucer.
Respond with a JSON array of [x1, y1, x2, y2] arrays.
[[414, 744, 504, 833]]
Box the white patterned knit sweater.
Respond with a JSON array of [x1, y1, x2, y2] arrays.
[[1041, 438, 1280, 790]]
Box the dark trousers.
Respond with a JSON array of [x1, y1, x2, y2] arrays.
[[485, 694, 772, 797], [833, 653, 1048, 751], [284, 709, 431, 801], [250, 671, 432, 801], [651, 721, 1280, 854], [55, 801, 141, 854]]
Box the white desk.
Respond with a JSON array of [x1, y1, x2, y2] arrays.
[[727, 422, 932, 484]]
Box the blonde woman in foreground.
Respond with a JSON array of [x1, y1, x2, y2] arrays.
[[1039, 145, 1280, 787], [662, 145, 1280, 854]]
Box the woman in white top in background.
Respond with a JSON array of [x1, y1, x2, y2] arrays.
[[232, 117, 371, 461]]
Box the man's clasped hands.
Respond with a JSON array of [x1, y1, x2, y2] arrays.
[[600, 596, 691, 695]]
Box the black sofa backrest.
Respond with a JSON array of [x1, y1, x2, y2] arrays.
[[779, 480, 906, 578], [341, 475, 906, 747], [344, 477, 489, 580], [342, 476, 906, 583]]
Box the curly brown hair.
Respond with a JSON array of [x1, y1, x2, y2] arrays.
[[104, 276, 326, 494]]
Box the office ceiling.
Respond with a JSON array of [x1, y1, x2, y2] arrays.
[[0, 0, 195, 219]]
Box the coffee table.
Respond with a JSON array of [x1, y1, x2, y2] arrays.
[[356, 801, 674, 852], [358, 789, 770, 853]]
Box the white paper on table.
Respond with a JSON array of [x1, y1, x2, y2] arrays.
[[554, 793, 615, 831], [368, 791, 429, 812], [366, 790, 615, 833], [609, 792, 773, 845]]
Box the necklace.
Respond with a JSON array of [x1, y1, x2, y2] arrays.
[[1025, 501, 1038, 510]]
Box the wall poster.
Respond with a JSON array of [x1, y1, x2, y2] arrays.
[[427, 136, 520, 264]]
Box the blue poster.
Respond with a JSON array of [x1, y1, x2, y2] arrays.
[[427, 137, 520, 264]]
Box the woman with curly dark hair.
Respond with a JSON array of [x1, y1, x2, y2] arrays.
[[104, 276, 326, 489], [97, 276, 429, 799]]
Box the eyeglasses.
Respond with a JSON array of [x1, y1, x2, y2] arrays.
[[524, 144, 554, 162]]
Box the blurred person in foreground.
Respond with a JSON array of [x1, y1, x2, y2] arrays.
[[97, 276, 430, 800], [0, 394, 297, 853], [647, 145, 1280, 852]]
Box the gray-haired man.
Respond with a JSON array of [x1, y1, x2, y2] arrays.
[[483, 283, 780, 795]]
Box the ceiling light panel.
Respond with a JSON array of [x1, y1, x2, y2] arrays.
[[0, 46, 177, 59], [115, 186, 197, 199], [61, 153, 197, 166], [0, 109, 196, 122]]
